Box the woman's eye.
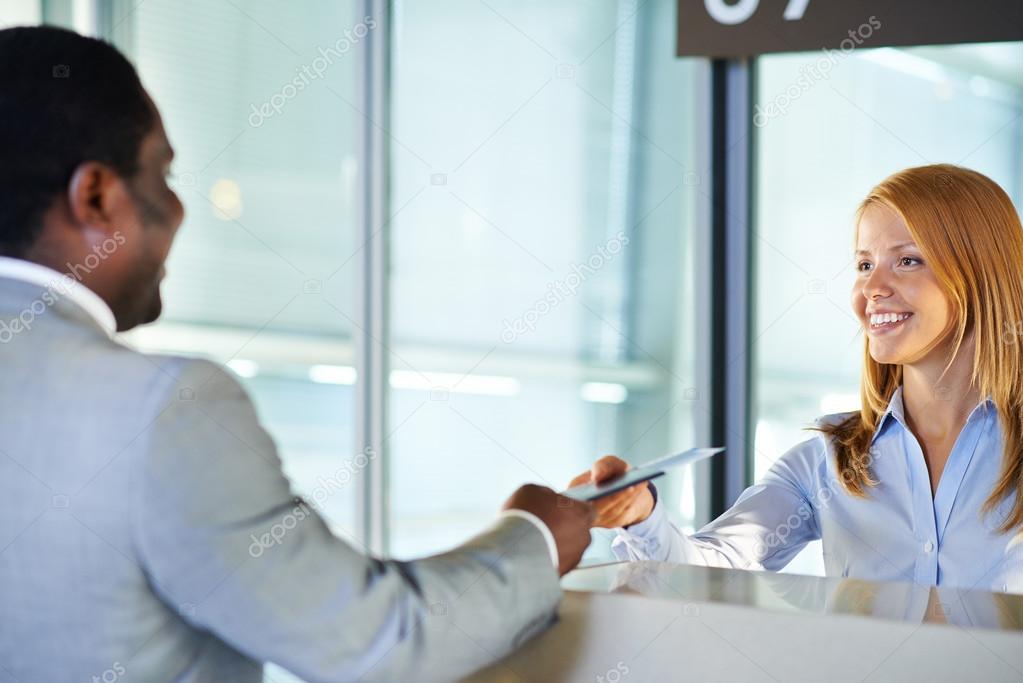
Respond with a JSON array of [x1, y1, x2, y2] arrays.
[[900, 256, 921, 267], [857, 261, 872, 272]]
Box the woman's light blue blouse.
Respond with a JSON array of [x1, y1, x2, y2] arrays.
[[613, 386, 1023, 594]]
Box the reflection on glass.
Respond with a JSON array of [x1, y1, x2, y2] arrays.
[[570, 561, 1023, 631], [388, 0, 701, 560]]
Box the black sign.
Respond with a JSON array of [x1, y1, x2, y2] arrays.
[[677, 0, 1023, 57]]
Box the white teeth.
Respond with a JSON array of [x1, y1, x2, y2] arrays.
[[870, 312, 910, 327]]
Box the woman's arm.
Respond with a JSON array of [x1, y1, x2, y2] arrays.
[[580, 437, 826, 570]]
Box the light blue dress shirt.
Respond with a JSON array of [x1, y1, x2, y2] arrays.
[[613, 386, 1023, 594]]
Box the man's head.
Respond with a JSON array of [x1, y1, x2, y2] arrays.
[[0, 25, 183, 331]]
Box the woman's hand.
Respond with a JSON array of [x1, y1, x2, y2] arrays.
[[568, 455, 656, 529]]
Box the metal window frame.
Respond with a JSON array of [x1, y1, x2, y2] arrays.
[[354, 0, 392, 555], [48, 0, 104, 37], [707, 57, 755, 516]]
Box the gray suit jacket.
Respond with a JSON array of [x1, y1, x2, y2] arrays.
[[0, 277, 561, 682]]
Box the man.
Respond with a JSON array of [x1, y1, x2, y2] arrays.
[[0, 26, 594, 682]]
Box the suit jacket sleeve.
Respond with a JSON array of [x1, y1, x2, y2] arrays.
[[129, 358, 562, 683]]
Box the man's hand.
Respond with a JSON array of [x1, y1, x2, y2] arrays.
[[567, 455, 655, 529], [502, 485, 595, 576]]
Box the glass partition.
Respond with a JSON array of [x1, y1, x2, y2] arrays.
[[388, 0, 704, 559]]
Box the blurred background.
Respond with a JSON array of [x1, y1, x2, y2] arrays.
[[6, 0, 1022, 607]]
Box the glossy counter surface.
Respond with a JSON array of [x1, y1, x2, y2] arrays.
[[465, 562, 1023, 682], [563, 561, 1023, 630]]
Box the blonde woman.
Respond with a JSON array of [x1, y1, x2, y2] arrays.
[[571, 164, 1023, 593]]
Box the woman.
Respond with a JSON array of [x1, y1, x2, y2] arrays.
[[572, 164, 1023, 593]]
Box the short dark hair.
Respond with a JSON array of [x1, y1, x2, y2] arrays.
[[0, 25, 155, 256]]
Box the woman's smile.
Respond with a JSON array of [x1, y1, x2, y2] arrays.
[[866, 310, 914, 335]]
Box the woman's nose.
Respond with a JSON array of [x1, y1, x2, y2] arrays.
[[862, 268, 892, 299]]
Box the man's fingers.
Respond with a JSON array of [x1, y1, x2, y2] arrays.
[[580, 500, 597, 524]]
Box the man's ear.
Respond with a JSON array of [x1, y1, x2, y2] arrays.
[[66, 161, 129, 238]]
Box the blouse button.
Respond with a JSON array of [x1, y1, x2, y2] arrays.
[[923, 541, 934, 553]]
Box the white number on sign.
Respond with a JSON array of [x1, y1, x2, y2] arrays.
[[782, 0, 810, 20], [704, 0, 758, 25], [704, 0, 810, 25]]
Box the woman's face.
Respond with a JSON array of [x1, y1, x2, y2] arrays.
[[851, 204, 953, 365]]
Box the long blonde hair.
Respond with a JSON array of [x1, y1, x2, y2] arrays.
[[816, 164, 1023, 534]]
